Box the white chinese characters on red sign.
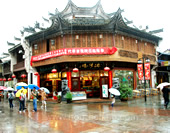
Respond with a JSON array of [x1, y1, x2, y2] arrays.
[[31, 47, 117, 65], [137, 64, 143, 80], [144, 63, 150, 80]]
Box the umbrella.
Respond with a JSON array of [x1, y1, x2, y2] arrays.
[[0, 86, 7, 91], [40, 87, 50, 94], [28, 84, 39, 90], [15, 88, 27, 97], [4, 87, 14, 91], [16, 82, 28, 90], [109, 88, 120, 96], [157, 82, 170, 90]]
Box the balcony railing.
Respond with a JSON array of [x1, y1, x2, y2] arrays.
[[13, 61, 25, 71]]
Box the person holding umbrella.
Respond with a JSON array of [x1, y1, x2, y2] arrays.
[[19, 90, 25, 113], [109, 88, 120, 107], [31, 88, 38, 112], [8, 91, 14, 109], [162, 85, 170, 109], [41, 89, 47, 109]]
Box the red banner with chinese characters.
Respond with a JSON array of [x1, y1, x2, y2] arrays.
[[137, 64, 143, 80], [108, 71, 113, 89], [31, 47, 117, 65], [67, 72, 72, 91], [144, 63, 150, 80]]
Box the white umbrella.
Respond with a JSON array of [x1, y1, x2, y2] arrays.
[[16, 82, 28, 86], [40, 87, 50, 94], [109, 88, 120, 96], [4, 87, 14, 91], [157, 82, 170, 90]]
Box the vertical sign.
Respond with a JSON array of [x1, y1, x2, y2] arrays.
[[67, 72, 72, 90], [137, 64, 143, 80], [108, 71, 112, 88], [144, 63, 150, 80], [102, 85, 108, 98]]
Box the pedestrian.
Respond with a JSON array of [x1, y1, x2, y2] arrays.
[[53, 90, 57, 100], [19, 90, 25, 113], [111, 94, 115, 107], [8, 91, 14, 109], [162, 85, 170, 109], [41, 89, 47, 108], [0, 91, 3, 102], [31, 88, 38, 112]]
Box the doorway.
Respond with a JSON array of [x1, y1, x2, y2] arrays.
[[100, 76, 109, 98]]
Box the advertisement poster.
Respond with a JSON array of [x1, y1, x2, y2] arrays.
[[144, 63, 150, 80], [102, 85, 108, 98], [137, 64, 143, 80]]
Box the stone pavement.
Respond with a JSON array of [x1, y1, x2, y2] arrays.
[[0, 95, 170, 133]]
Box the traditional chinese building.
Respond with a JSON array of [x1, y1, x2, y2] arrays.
[[25, 0, 162, 99]]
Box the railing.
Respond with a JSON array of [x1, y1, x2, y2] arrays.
[[13, 61, 25, 71]]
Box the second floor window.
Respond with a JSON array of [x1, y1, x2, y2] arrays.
[[34, 44, 38, 50]]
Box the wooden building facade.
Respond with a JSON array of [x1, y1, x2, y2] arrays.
[[26, 0, 161, 99]]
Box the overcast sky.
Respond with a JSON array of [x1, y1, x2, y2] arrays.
[[0, 0, 169, 55]]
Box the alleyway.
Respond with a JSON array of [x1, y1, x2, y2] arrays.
[[0, 95, 170, 133]]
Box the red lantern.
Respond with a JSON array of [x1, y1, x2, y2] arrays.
[[3, 78, 6, 81], [104, 67, 110, 71], [51, 69, 57, 73], [12, 74, 16, 78], [73, 68, 79, 72], [21, 74, 26, 78], [0, 78, 3, 81], [34, 72, 39, 76], [8, 78, 12, 81]]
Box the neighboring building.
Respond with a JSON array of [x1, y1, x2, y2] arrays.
[[156, 52, 170, 84], [25, 0, 162, 99]]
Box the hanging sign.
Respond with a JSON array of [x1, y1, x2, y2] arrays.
[[108, 71, 112, 89], [31, 47, 117, 65], [144, 63, 150, 80], [67, 72, 72, 90], [137, 64, 143, 80]]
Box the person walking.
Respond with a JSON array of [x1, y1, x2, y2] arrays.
[[19, 90, 25, 113], [41, 89, 47, 109], [162, 85, 170, 109], [111, 94, 115, 107], [8, 91, 14, 109], [0, 91, 3, 102], [32, 88, 38, 112]]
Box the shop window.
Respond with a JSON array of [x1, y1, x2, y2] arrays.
[[62, 72, 67, 78], [112, 70, 133, 89], [100, 70, 108, 76], [136, 72, 150, 89]]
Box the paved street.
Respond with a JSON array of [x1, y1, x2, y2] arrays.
[[0, 95, 170, 133]]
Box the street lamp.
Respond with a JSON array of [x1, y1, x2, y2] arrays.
[[138, 57, 150, 102]]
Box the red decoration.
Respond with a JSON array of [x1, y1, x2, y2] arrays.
[[104, 67, 110, 71], [12, 74, 16, 78], [137, 64, 143, 80], [8, 78, 12, 81], [51, 69, 57, 73], [34, 72, 39, 76], [21, 74, 26, 78], [144, 63, 150, 80], [0, 78, 3, 81], [73, 68, 79, 72], [31, 47, 118, 63], [3, 78, 6, 81]]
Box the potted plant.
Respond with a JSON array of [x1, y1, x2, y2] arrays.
[[65, 91, 72, 103], [119, 83, 133, 101]]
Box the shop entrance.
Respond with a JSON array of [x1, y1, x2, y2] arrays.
[[100, 76, 109, 98]]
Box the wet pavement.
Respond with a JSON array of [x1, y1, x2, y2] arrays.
[[0, 95, 170, 133]]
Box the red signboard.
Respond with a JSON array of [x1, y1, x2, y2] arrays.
[[31, 47, 117, 65], [108, 71, 113, 89], [67, 72, 72, 91], [144, 63, 150, 80], [137, 64, 143, 80]]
